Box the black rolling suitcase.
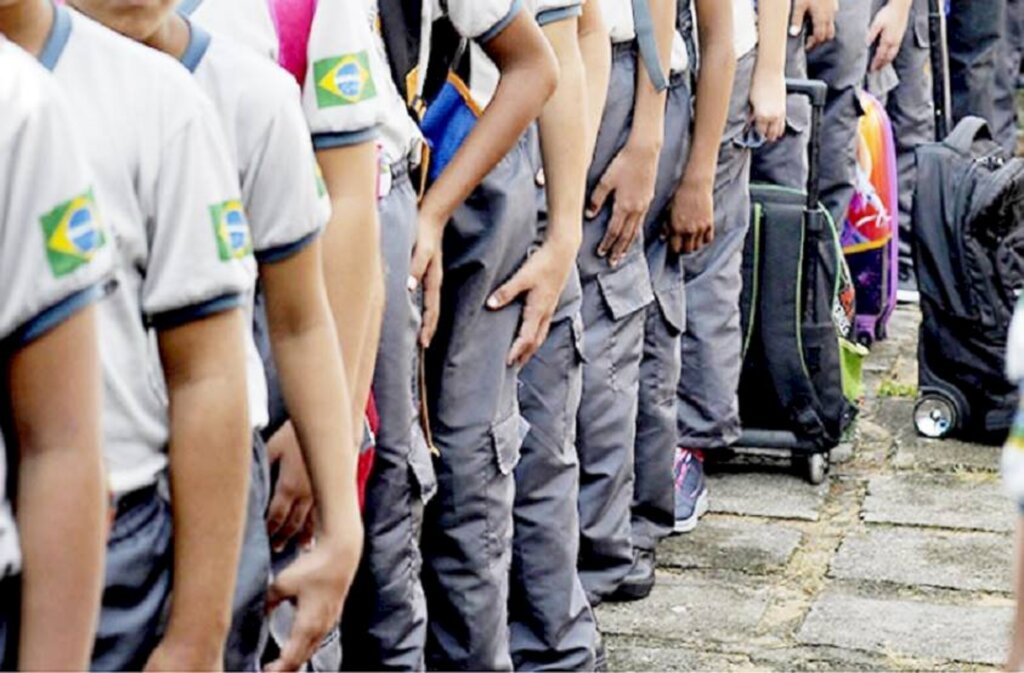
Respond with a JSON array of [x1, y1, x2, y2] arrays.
[[735, 79, 858, 484], [912, 117, 1024, 443]]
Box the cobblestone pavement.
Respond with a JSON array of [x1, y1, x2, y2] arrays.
[[599, 306, 1017, 671]]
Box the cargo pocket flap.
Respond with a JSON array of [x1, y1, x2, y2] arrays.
[[491, 413, 528, 476], [596, 254, 655, 321], [655, 282, 686, 335]]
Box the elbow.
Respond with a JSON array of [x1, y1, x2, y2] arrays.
[[537, 48, 560, 104]]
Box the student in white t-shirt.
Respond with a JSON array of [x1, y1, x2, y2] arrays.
[[673, 0, 787, 533], [0, 39, 110, 672], [108, 4, 366, 670], [3, 2, 256, 669]]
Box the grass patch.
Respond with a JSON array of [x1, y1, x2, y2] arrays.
[[877, 379, 918, 399]]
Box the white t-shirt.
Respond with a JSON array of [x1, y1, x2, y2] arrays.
[[0, 39, 113, 577], [600, 0, 689, 74], [187, 0, 279, 60], [182, 21, 331, 431], [733, 0, 758, 58], [40, 7, 255, 495]]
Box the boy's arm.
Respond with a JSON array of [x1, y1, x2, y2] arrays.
[[152, 308, 251, 671], [487, 11, 588, 366], [751, 0, 789, 142], [411, 9, 558, 348], [585, 0, 674, 267], [667, 0, 734, 255], [12, 307, 106, 671], [578, 0, 612, 159], [316, 141, 384, 447], [868, 0, 912, 72], [260, 240, 363, 673]]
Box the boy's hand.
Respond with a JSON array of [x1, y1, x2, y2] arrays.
[[791, 0, 837, 51], [749, 69, 787, 143], [667, 178, 715, 254], [266, 423, 315, 552], [263, 521, 363, 673], [867, 2, 911, 72], [586, 142, 660, 267], [144, 631, 224, 672], [487, 237, 579, 367], [409, 211, 445, 349]]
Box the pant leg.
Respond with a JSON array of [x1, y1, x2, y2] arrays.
[[510, 313, 596, 672], [885, 0, 935, 278], [806, 0, 872, 225], [92, 489, 173, 672], [341, 175, 433, 671], [676, 51, 754, 453], [575, 44, 653, 600], [751, 24, 811, 190], [422, 138, 537, 672], [995, 0, 1024, 153], [948, 0, 1007, 126], [225, 434, 273, 672], [632, 77, 691, 551]]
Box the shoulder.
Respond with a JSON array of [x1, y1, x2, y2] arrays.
[[205, 34, 302, 111], [0, 41, 67, 147]]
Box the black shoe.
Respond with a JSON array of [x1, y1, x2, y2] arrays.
[[607, 548, 656, 602]]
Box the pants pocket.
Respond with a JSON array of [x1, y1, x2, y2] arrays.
[[484, 413, 527, 560]]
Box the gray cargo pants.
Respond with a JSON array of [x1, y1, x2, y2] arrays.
[[631, 74, 692, 551], [422, 135, 537, 672], [341, 171, 435, 671], [948, 0, 1007, 127], [676, 51, 755, 452], [576, 42, 655, 601]]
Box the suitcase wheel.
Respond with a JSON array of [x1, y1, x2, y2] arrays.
[[914, 393, 958, 439], [795, 452, 829, 485]]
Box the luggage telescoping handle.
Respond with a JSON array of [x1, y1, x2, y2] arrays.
[[786, 78, 828, 211], [928, 0, 952, 140]]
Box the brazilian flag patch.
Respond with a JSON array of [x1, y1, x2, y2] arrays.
[[40, 188, 106, 277], [314, 51, 377, 109], [210, 200, 253, 261]]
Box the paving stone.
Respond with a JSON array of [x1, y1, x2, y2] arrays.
[[878, 396, 1001, 472], [863, 474, 1014, 533], [659, 518, 803, 574], [596, 573, 770, 643], [607, 644, 757, 672], [830, 527, 1012, 593], [707, 472, 828, 522], [797, 590, 1011, 665]]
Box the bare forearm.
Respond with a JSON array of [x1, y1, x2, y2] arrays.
[[578, 1, 611, 160], [269, 315, 360, 537], [539, 19, 588, 250], [162, 314, 250, 653], [628, 0, 674, 150], [11, 308, 106, 671], [18, 442, 105, 670], [756, 0, 789, 78], [319, 145, 385, 429], [684, 2, 735, 185]]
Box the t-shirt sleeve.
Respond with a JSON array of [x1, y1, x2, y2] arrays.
[[245, 88, 329, 264], [0, 81, 112, 348], [534, 0, 583, 26], [142, 99, 255, 330], [302, 0, 381, 151], [441, 0, 523, 42]]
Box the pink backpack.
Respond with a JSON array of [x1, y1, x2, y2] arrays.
[[269, 0, 316, 84]]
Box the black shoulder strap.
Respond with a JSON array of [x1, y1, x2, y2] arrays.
[[377, 0, 423, 103]]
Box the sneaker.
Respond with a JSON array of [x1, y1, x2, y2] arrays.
[[896, 288, 920, 304], [608, 548, 656, 602], [674, 448, 709, 533]]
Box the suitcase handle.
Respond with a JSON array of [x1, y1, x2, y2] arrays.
[[786, 78, 828, 211]]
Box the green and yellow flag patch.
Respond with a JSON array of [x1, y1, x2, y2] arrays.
[[314, 51, 377, 108], [210, 200, 253, 261], [40, 188, 106, 277]]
